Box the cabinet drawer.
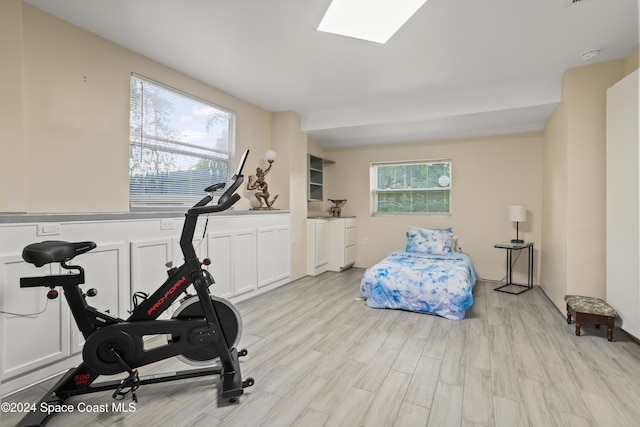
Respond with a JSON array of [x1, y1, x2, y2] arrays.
[[345, 245, 356, 265], [345, 227, 357, 246], [345, 218, 357, 229]]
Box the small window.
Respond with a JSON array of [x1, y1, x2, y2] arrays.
[[371, 160, 451, 215], [129, 74, 235, 209]]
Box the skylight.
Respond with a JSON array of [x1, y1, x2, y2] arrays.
[[317, 0, 429, 44]]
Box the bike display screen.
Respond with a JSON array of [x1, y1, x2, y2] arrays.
[[234, 150, 250, 177]]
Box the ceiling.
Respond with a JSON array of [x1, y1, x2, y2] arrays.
[[24, 0, 639, 148]]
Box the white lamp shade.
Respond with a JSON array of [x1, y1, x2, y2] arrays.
[[265, 150, 277, 161], [508, 205, 527, 222]]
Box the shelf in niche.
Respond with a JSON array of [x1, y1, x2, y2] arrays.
[[307, 155, 334, 202]]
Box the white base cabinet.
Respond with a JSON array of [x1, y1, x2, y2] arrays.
[[307, 217, 356, 275], [0, 212, 290, 396]]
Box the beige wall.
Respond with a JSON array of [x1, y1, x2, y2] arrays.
[[0, 0, 26, 212], [542, 50, 638, 311], [541, 76, 569, 309], [624, 44, 639, 76], [5, 3, 639, 294], [8, 4, 274, 213], [324, 133, 544, 282], [565, 61, 625, 298], [272, 112, 308, 280]]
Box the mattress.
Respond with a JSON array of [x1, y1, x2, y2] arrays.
[[360, 250, 476, 320]]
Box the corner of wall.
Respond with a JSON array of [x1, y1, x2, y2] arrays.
[[541, 57, 628, 310], [624, 44, 639, 76], [272, 111, 309, 281]]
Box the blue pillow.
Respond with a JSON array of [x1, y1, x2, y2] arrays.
[[405, 226, 454, 254]]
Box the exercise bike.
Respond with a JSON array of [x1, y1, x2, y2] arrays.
[[16, 150, 254, 427]]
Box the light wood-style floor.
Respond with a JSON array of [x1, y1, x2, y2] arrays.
[[3, 269, 640, 427]]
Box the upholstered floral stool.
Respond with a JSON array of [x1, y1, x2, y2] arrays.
[[564, 295, 618, 342]]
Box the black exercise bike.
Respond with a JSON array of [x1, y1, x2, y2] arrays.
[[16, 150, 254, 427]]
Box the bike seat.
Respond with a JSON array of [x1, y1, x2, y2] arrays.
[[22, 241, 97, 267]]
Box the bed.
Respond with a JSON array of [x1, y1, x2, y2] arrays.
[[360, 226, 477, 320]]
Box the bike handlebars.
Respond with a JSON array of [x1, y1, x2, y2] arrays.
[[187, 193, 241, 216], [186, 149, 249, 217], [180, 149, 250, 276]]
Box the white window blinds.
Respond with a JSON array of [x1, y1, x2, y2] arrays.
[[129, 74, 235, 208]]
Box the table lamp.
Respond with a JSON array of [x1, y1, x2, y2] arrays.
[[508, 204, 526, 243]]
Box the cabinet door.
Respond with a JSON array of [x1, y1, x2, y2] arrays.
[[345, 245, 357, 266], [315, 220, 328, 268], [0, 256, 70, 381], [130, 238, 173, 319], [257, 226, 291, 287], [257, 227, 275, 287], [70, 243, 126, 355], [209, 229, 257, 297], [345, 227, 357, 247], [233, 230, 257, 295], [208, 232, 234, 298], [273, 226, 291, 281]]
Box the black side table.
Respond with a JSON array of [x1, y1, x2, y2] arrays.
[[493, 242, 533, 295]]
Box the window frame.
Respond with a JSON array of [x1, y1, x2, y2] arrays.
[[129, 74, 236, 210], [370, 159, 452, 216]]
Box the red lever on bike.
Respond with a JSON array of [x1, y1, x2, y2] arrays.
[[47, 288, 59, 299], [202, 258, 211, 266]]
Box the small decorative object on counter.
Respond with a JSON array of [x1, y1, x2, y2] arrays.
[[247, 150, 279, 210], [328, 199, 346, 217]]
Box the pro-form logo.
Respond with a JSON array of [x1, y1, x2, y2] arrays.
[[147, 276, 187, 315]]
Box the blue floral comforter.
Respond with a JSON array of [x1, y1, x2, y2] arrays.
[[360, 250, 477, 320]]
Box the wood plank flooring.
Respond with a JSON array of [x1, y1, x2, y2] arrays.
[[3, 269, 640, 426]]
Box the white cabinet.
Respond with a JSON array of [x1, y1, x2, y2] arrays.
[[606, 69, 640, 340], [328, 218, 357, 272], [307, 217, 356, 275], [307, 219, 329, 276]]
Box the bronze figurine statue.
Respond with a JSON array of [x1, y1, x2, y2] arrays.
[[328, 199, 346, 217], [247, 159, 278, 209]]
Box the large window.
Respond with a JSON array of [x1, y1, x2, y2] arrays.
[[129, 74, 234, 209], [371, 160, 451, 215]]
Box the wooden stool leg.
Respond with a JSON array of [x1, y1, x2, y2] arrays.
[[566, 303, 572, 324], [575, 313, 581, 336], [607, 317, 614, 342]]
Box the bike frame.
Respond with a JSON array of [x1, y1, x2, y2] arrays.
[[17, 150, 251, 427]]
